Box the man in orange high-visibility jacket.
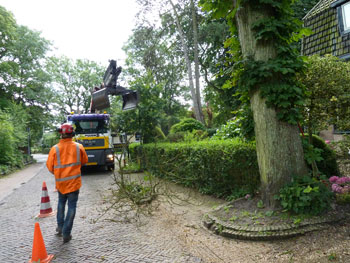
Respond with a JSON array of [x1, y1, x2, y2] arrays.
[[46, 123, 88, 243]]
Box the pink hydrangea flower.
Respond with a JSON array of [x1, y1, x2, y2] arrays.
[[337, 177, 346, 184], [325, 140, 330, 144], [332, 184, 343, 193], [336, 177, 350, 185], [329, 176, 339, 183], [330, 176, 350, 195]]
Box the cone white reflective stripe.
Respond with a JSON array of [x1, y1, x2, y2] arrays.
[[36, 182, 55, 218], [41, 188, 49, 197], [40, 202, 52, 210]]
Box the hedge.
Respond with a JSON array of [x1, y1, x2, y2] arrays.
[[129, 134, 339, 198], [129, 139, 260, 198], [304, 134, 340, 177]]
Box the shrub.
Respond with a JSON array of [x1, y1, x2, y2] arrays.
[[206, 128, 217, 137], [170, 118, 205, 134], [211, 119, 241, 140], [331, 134, 350, 159], [167, 130, 209, 143], [212, 108, 255, 141], [41, 132, 59, 149], [275, 174, 333, 215], [166, 132, 186, 142], [0, 165, 10, 176], [0, 111, 16, 165], [154, 126, 166, 141], [129, 139, 259, 198], [211, 112, 255, 141], [302, 134, 339, 177]]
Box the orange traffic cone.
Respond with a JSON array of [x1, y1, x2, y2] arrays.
[[29, 222, 54, 263], [36, 181, 55, 218]]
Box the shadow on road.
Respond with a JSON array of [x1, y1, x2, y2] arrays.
[[81, 166, 114, 176]]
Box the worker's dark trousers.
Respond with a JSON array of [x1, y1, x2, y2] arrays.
[[57, 190, 79, 238]]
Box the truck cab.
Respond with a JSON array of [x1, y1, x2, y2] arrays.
[[67, 113, 115, 170]]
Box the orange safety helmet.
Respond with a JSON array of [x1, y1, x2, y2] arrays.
[[58, 123, 74, 134]]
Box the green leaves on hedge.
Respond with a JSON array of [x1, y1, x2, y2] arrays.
[[130, 139, 259, 198]]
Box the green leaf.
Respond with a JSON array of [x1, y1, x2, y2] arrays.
[[303, 185, 313, 194]]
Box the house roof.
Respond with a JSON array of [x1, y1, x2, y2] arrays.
[[303, 0, 336, 20], [302, 0, 350, 58]]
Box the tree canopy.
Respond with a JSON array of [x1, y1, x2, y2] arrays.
[[300, 54, 350, 133]]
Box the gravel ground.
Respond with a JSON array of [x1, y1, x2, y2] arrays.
[[125, 178, 350, 263]]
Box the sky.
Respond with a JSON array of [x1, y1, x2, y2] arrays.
[[0, 0, 139, 67]]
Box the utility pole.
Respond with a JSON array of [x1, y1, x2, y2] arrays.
[[27, 127, 31, 161]]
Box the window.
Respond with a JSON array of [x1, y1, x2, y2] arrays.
[[71, 120, 108, 134], [341, 2, 350, 31], [332, 0, 350, 34]]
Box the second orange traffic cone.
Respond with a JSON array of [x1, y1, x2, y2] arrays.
[[29, 222, 54, 263], [37, 181, 55, 218]]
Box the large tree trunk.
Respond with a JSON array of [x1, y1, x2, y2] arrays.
[[169, 0, 204, 124], [191, 0, 205, 124], [234, 1, 307, 207]]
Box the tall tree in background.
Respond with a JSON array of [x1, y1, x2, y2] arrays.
[[291, 0, 319, 21], [110, 72, 167, 143], [120, 25, 188, 136], [9, 26, 52, 106], [0, 6, 16, 70], [0, 5, 54, 157], [198, 17, 241, 125], [299, 55, 350, 134], [0, 5, 17, 106], [190, 0, 204, 123], [201, 0, 308, 207], [136, 0, 205, 124], [168, 0, 205, 123], [47, 56, 76, 117], [47, 56, 104, 121], [1, 21, 53, 142], [74, 59, 105, 112]]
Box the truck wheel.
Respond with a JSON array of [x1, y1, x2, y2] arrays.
[[108, 164, 115, 171]]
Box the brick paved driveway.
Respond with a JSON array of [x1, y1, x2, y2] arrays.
[[0, 163, 202, 262]]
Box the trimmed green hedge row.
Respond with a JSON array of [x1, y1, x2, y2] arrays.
[[129, 134, 339, 198], [129, 139, 260, 198]]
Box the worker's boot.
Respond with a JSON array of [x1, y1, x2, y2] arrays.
[[63, 235, 72, 243], [55, 227, 62, 236]]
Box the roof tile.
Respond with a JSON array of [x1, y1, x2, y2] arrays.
[[303, 0, 336, 20]]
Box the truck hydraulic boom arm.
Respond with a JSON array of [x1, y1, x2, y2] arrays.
[[90, 60, 139, 112]]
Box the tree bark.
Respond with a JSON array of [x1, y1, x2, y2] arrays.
[[234, 1, 308, 207], [169, 0, 204, 123], [191, 0, 205, 124]]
